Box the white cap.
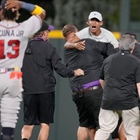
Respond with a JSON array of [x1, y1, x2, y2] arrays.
[[88, 11, 102, 21]]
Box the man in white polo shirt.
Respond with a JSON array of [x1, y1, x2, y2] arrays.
[[64, 11, 118, 50]]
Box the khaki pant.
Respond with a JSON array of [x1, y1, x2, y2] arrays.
[[94, 107, 139, 140]]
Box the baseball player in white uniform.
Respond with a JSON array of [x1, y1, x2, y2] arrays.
[[0, 0, 46, 139]]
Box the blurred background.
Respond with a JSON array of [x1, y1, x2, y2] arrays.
[[19, 0, 140, 40], [8, 0, 140, 140]]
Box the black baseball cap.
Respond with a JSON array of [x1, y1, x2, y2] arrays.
[[38, 21, 55, 32]]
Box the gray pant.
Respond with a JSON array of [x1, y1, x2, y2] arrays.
[[0, 73, 22, 128], [95, 107, 139, 140]]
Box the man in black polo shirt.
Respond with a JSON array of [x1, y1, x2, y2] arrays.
[[62, 24, 117, 140], [118, 32, 140, 140], [21, 21, 84, 140], [95, 34, 140, 140]]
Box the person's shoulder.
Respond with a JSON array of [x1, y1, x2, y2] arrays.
[[77, 27, 89, 33], [101, 27, 114, 35], [75, 27, 89, 39], [32, 40, 53, 48], [106, 52, 118, 60], [45, 41, 56, 49], [42, 40, 53, 46], [101, 27, 118, 48], [20, 15, 41, 30], [81, 27, 89, 31], [38, 41, 55, 54], [131, 53, 140, 60], [21, 15, 40, 23], [131, 55, 140, 66]]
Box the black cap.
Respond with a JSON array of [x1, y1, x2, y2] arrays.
[[38, 21, 54, 33]]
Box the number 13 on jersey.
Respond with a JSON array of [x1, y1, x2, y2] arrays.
[[0, 40, 20, 59]]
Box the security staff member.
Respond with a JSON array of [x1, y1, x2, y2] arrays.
[[95, 34, 140, 140], [21, 21, 84, 140], [62, 24, 117, 140]]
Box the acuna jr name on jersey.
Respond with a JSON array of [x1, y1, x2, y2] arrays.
[[0, 30, 24, 37]]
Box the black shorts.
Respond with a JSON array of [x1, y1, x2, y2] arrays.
[[23, 92, 55, 125], [72, 87, 103, 129]]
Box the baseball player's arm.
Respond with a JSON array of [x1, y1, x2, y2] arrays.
[[64, 35, 85, 50], [5, 0, 46, 20]]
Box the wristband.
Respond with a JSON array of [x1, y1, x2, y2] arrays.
[[21, 2, 35, 12], [31, 5, 43, 15]]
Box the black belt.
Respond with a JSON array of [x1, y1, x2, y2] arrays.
[[73, 85, 101, 94], [0, 68, 15, 74]]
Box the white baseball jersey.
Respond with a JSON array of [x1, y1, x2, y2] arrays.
[[0, 15, 42, 68], [75, 27, 119, 48]]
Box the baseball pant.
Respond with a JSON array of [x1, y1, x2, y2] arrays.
[[0, 72, 22, 128], [94, 107, 139, 140]]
